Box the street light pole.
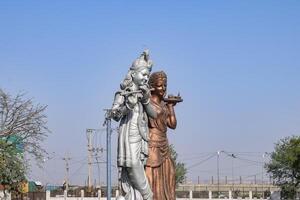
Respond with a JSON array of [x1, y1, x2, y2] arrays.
[[230, 153, 236, 191], [62, 156, 71, 192], [105, 110, 112, 200], [262, 153, 266, 199], [217, 151, 220, 198], [217, 150, 225, 198]]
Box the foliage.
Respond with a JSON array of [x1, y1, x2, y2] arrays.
[[0, 139, 26, 193], [169, 144, 187, 186], [0, 89, 49, 193], [265, 135, 300, 199]]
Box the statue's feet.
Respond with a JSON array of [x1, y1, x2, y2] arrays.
[[143, 193, 153, 200], [116, 195, 126, 200]]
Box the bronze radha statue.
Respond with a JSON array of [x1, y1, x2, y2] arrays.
[[145, 71, 182, 200]]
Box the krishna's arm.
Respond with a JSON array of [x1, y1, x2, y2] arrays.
[[111, 91, 126, 121]]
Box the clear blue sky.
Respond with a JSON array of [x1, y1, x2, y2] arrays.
[[1, 1, 299, 186]]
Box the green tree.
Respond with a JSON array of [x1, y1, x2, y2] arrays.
[[169, 144, 187, 186], [265, 135, 300, 199], [0, 139, 26, 192], [0, 89, 49, 193]]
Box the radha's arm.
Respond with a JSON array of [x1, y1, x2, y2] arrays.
[[167, 104, 177, 129], [143, 102, 157, 119]]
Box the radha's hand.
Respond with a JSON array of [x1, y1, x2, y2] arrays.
[[167, 101, 177, 107]]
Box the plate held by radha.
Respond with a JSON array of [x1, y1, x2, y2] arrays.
[[163, 93, 183, 103]]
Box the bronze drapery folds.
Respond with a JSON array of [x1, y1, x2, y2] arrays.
[[145, 71, 182, 200]]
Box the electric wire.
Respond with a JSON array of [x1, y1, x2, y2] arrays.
[[187, 152, 217, 169]]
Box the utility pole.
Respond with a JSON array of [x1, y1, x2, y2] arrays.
[[86, 128, 105, 188], [95, 156, 102, 187], [87, 129, 93, 190], [62, 156, 71, 192]]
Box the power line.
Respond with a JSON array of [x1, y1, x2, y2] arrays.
[[181, 152, 217, 162], [187, 152, 217, 169], [70, 161, 87, 179]]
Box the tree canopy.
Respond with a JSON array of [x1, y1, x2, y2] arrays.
[[265, 135, 300, 199], [0, 89, 49, 193], [169, 144, 187, 186]]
